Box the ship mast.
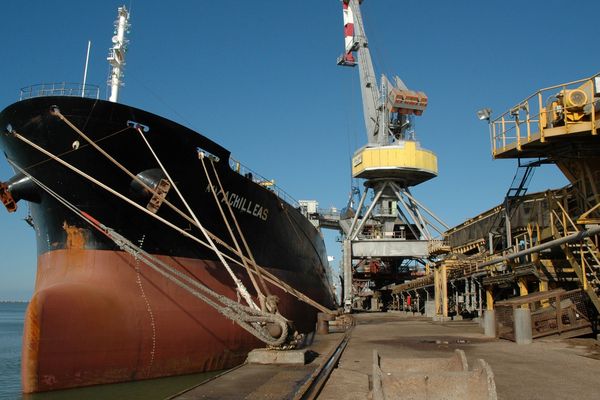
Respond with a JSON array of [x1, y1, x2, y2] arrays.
[[107, 5, 130, 103]]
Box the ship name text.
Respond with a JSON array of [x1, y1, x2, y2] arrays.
[[206, 185, 269, 221]]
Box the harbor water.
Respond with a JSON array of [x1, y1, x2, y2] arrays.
[[0, 302, 219, 400], [0, 302, 24, 400]]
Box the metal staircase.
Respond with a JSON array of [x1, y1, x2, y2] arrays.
[[485, 159, 544, 251], [549, 194, 600, 313], [506, 159, 542, 199]]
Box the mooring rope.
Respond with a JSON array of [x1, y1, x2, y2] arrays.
[[12, 121, 335, 315], [52, 109, 219, 241], [134, 126, 259, 311], [51, 112, 333, 314], [199, 153, 273, 312], [8, 159, 290, 346], [54, 108, 263, 310]]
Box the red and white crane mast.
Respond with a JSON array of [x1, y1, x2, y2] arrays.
[[339, 0, 381, 144], [335, 0, 447, 311]]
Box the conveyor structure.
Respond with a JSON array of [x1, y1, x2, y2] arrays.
[[387, 73, 600, 331]]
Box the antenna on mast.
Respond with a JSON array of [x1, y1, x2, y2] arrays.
[[107, 5, 131, 103], [82, 40, 91, 97]]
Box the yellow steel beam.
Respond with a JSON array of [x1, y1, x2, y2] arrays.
[[486, 287, 494, 311], [518, 278, 529, 309]]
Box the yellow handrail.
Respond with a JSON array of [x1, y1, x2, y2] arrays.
[[490, 72, 600, 156]]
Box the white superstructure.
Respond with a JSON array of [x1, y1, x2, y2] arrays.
[[107, 6, 130, 103]]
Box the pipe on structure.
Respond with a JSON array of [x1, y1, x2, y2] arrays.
[[418, 228, 586, 317], [477, 224, 600, 269]]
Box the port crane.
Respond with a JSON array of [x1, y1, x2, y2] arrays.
[[335, 0, 448, 311]]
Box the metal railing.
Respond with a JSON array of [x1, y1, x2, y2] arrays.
[[495, 289, 593, 341], [19, 82, 101, 100], [490, 73, 600, 157], [229, 157, 299, 208]]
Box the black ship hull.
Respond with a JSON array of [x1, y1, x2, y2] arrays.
[[0, 96, 335, 392]]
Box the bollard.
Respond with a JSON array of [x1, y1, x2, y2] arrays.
[[316, 312, 329, 335], [484, 310, 496, 338], [513, 308, 532, 344]]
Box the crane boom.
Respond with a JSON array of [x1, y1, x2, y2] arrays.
[[338, 0, 429, 146], [339, 0, 380, 144]]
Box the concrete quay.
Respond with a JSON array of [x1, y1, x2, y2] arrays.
[[171, 312, 600, 399]]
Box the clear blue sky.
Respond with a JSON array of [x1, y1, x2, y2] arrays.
[[0, 0, 597, 300]]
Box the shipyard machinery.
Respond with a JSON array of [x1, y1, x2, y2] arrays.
[[335, 0, 448, 311], [385, 73, 600, 327], [487, 73, 600, 312]]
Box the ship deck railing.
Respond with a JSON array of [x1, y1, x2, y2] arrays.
[[229, 157, 300, 208], [19, 83, 101, 101], [489, 72, 600, 159]]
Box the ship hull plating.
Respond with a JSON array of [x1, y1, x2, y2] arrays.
[[0, 96, 334, 392]]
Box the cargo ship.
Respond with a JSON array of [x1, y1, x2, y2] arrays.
[[0, 6, 335, 393]]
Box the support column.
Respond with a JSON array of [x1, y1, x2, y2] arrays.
[[470, 278, 476, 313], [343, 239, 352, 312], [518, 278, 529, 296], [486, 287, 494, 311], [539, 280, 550, 308], [484, 286, 495, 337], [415, 291, 420, 314], [504, 199, 512, 248], [434, 267, 441, 315], [433, 264, 449, 320], [451, 281, 459, 315], [531, 249, 539, 263], [424, 288, 435, 317], [514, 308, 533, 344], [441, 264, 448, 317], [477, 279, 483, 316], [518, 278, 529, 309], [464, 278, 469, 312]]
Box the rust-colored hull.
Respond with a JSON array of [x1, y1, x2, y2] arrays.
[[22, 248, 317, 393]]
